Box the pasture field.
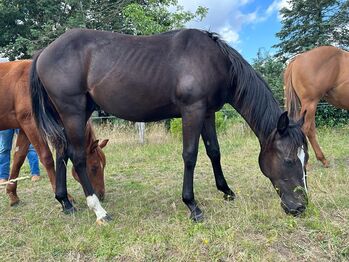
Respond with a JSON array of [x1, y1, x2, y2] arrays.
[[0, 121, 348, 261]]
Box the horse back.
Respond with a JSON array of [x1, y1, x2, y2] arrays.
[[35, 29, 231, 121]]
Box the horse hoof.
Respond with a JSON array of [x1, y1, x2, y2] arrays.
[[63, 206, 77, 215], [322, 160, 330, 168], [190, 209, 204, 222], [10, 198, 20, 206], [96, 214, 112, 225], [224, 193, 235, 201]]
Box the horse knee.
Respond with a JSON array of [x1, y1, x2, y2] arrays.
[[40, 153, 54, 168], [182, 151, 197, 169]]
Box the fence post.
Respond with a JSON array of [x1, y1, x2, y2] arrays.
[[135, 122, 145, 144]]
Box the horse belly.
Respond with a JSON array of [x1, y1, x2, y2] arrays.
[[90, 86, 179, 122]]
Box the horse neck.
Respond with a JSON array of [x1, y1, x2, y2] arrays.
[[228, 81, 282, 145]]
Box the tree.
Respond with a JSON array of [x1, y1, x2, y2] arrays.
[[252, 49, 285, 105], [0, 0, 207, 60], [122, 0, 207, 35], [274, 0, 349, 61]]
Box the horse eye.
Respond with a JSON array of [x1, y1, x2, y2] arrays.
[[284, 158, 294, 166]]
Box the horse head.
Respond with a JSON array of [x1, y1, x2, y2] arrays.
[[258, 112, 309, 216], [71, 122, 109, 201]]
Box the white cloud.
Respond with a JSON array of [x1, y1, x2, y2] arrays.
[[176, 0, 259, 47], [219, 26, 240, 44], [266, 0, 291, 19]]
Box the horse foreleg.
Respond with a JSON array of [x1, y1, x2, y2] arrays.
[[181, 103, 206, 222], [6, 130, 29, 206], [301, 103, 329, 167], [201, 113, 235, 201]]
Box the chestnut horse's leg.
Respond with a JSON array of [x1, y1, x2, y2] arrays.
[[6, 129, 30, 206], [201, 114, 235, 201], [181, 102, 206, 222], [19, 124, 56, 190], [301, 102, 329, 167]]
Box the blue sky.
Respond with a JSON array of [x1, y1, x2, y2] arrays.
[[178, 0, 289, 62]]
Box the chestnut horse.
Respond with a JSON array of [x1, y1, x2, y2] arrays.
[[284, 46, 349, 167], [30, 29, 308, 224], [0, 60, 108, 206]]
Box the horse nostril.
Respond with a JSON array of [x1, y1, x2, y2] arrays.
[[281, 202, 306, 216], [296, 205, 306, 213]]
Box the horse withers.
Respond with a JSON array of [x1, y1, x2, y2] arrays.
[[30, 29, 309, 223], [284, 46, 349, 167], [0, 60, 108, 206]]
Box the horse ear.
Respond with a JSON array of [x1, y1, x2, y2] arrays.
[[277, 111, 289, 135], [98, 139, 109, 149], [89, 140, 99, 152], [296, 110, 306, 127]]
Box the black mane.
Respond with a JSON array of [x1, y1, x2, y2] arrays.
[[205, 31, 304, 145]]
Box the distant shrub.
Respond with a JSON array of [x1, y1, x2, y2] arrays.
[[170, 110, 230, 137], [315, 103, 349, 127]]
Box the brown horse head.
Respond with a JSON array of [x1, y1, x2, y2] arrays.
[[259, 112, 308, 216], [71, 122, 108, 200]]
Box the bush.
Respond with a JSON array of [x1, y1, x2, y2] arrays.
[[169, 110, 230, 137], [315, 103, 349, 127]]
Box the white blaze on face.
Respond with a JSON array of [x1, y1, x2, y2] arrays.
[[86, 194, 107, 220], [297, 146, 307, 193]]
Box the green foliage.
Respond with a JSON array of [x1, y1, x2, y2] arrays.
[[315, 103, 349, 127], [169, 111, 229, 137], [274, 0, 349, 61], [0, 0, 207, 60], [252, 49, 285, 105], [123, 0, 207, 35], [169, 118, 182, 136]]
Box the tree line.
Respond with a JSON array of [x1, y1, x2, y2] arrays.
[[0, 0, 348, 125]]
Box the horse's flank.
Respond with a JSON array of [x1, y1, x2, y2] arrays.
[[284, 45, 349, 166]]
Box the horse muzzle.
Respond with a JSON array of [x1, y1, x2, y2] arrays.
[[281, 201, 306, 216]]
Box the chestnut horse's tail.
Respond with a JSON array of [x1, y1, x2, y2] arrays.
[[30, 51, 67, 149], [284, 59, 301, 120]]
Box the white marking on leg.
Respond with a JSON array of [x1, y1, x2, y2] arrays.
[[86, 194, 107, 220], [15, 146, 19, 152], [297, 146, 307, 193]]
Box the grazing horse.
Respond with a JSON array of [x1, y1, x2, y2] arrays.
[[284, 46, 349, 167], [30, 29, 308, 224], [0, 60, 108, 206]]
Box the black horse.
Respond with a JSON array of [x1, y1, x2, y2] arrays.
[[30, 29, 308, 224]]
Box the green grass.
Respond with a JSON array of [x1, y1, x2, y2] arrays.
[[0, 122, 348, 261]]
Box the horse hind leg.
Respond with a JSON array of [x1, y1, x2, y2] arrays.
[[181, 102, 208, 222], [301, 103, 329, 167], [53, 95, 111, 224], [201, 114, 235, 201], [6, 130, 30, 206]]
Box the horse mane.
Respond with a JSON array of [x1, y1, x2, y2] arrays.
[[204, 31, 307, 150], [204, 31, 281, 140]]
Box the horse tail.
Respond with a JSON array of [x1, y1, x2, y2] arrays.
[[284, 60, 301, 120], [30, 51, 67, 149]]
